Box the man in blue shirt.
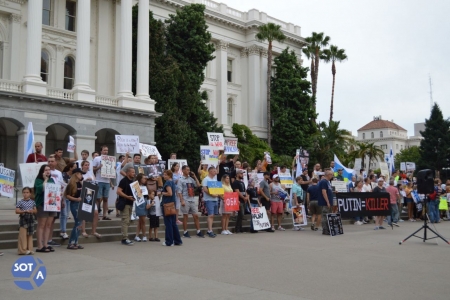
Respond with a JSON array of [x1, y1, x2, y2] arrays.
[[318, 170, 333, 235], [307, 178, 321, 231]]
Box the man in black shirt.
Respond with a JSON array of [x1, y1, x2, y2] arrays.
[[232, 169, 248, 233], [218, 154, 238, 181], [117, 167, 136, 245]]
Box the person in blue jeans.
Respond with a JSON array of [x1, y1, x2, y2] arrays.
[[64, 168, 85, 250], [161, 170, 182, 246]]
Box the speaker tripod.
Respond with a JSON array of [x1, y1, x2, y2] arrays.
[[399, 196, 450, 245]]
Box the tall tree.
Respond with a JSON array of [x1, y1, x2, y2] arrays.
[[365, 142, 385, 170], [418, 103, 450, 177], [302, 44, 315, 98], [271, 48, 316, 157], [321, 45, 347, 122], [255, 23, 286, 147], [394, 146, 420, 170], [232, 124, 275, 166]]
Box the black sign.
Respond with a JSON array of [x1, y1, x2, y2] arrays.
[[336, 192, 391, 217], [77, 181, 99, 222], [327, 213, 343, 236]]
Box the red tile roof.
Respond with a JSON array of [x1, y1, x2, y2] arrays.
[[358, 120, 407, 131]]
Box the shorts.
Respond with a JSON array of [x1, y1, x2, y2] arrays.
[[36, 206, 57, 218], [309, 200, 322, 215], [180, 201, 198, 215], [219, 199, 232, 215], [270, 202, 283, 214], [175, 196, 181, 210], [260, 198, 271, 211], [205, 200, 218, 216], [149, 215, 160, 228], [404, 197, 413, 204], [97, 182, 110, 198]]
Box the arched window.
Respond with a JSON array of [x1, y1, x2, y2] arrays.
[[371, 132, 374, 138], [41, 51, 49, 82], [380, 131, 383, 138], [227, 98, 233, 125], [63, 56, 75, 89], [362, 133, 365, 139]]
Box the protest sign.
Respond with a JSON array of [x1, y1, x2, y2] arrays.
[[44, 183, 61, 212], [406, 162, 416, 172], [223, 192, 239, 212], [200, 146, 219, 165], [134, 165, 148, 176], [251, 206, 271, 230], [336, 192, 391, 217], [115, 135, 140, 153], [242, 169, 248, 189], [354, 158, 362, 171], [207, 132, 225, 149], [278, 168, 293, 188], [0, 167, 15, 198], [158, 160, 166, 170], [250, 171, 264, 188], [400, 162, 406, 172], [224, 137, 239, 155], [147, 164, 162, 177], [327, 213, 344, 236], [101, 155, 116, 178], [130, 181, 147, 207], [139, 143, 162, 160], [207, 181, 224, 195], [379, 161, 389, 178], [264, 152, 272, 164], [292, 205, 307, 226], [332, 181, 348, 193], [78, 181, 98, 222], [67, 136, 75, 153], [153, 196, 162, 217], [168, 159, 187, 176], [19, 162, 46, 188]]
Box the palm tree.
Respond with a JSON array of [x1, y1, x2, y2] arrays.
[[321, 45, 348, 122], [302, 44, 315, 94], [312, 120, 352, 166], [304, 32, 330, 103], [256, 23, 286, 147], [365, 143, 385, 170]]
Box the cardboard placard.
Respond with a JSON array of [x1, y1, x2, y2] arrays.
[[101, 155, 116, 178], [0, 167, 15, 198], [19, 163, 46, 188], [115, 135, 140, 154], [223, 192, 239, 212], [224, 137, 239, 155], [207, 132, 225, 149], [292, 205, 307, 226], [332, 181, 348, 193], [327, 213, 344, 236], [139, 143, 162, 160], [78, 181, 99, 222], [251, 206, 271, 230], [400, 162, 406, 172], [406, 162, 416, 172], [44, 183, 61, 212], [200, 146, 219, 165]]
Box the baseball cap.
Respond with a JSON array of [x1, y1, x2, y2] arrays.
[[236, 169, 244, 174], [72, 168, 86, 175], [273, 174, 279, 179], [378, 178, 384, 182]]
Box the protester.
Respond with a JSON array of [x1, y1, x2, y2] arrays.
[[26, 142, 47, 163], [352, 180, 367, 225], [146, 190, 160, 242], [259, 172, 274, 232], [134, 173, 149, 242], [269, 174, 286, 231], [54, 147, 78, 172], [291, 176, 305, 231], [116, 167, 136, 246], [197, 164, 209, 216], [372, 178, 387, 230], [64, 168, 85, 250], [336, 169, 344, 181], [386, 179, 400, 227], [161, 170, 182, 246], [16, 187, 37, 255], [80, 161, 101, 239], [34, 164, 56, 253], [246, 179, 261, 233], [202, 166, 219, 237], [218, 154, 238, 181], [232, 169, 249, 233], [93, 146, 114, 220], [75, 150, 90, 170], [177, 165, 204, 238], [313, 163, 322, 179], [170, 162, 183, 225], [319, 170, 333, 235], [60, 163, 76, 240], [348, 176, 356, 192], [307, 178, 321, 231], [47, 155, 65, 247], [404, 182, 415, 221], [230, 161, 242, 183]]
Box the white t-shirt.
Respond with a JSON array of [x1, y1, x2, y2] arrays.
[[362, 184, 372, 193], [76, 159, 93, 173], [83, 171, 96, 182], [50, 169, 66, 193], [92, 156, 110, 183]]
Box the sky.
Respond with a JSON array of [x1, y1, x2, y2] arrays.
[[221, 0, 450, 136]]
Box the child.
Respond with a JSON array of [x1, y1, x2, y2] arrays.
[[16, 187, 37, 255], [146, 190, 160, 242]]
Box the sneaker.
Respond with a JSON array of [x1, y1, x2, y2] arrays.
[[293, 227, 300, 231], [142, 236, 148, 242], [374, 227, 379, 230], [271, 227, 275, 231], [221, 230, 229, 235], [196, 231, 205, 238], [310, 224, 315, 230], [250, 230, 258, 233], [226, 230, 233, 235], [362, 220, 368, 224], [0, 252, 4, 256], [134, 236, 141, 242], [121, 239, 134, 246], [47, 240, 60, 247], [392, 222, 400, 227], [399, 219, 404, 222], [183, 232, 191, 238], [277, 226, 285, 231], [298, 227, 305, 231], [161, 242, 174, 246], [60, 233, 69, 239], [108, 209, 114, 215], [176, 220, 183, 225], [266, 228, 275, 233], [379, 226, 386, 229], [207, 231, 216, 238]]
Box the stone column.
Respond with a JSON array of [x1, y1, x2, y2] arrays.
[[73, 0, 96, 102], [118, 0, 133, 98], [239, 48, 249, 125], [260, 47, 268, 129], [135, 0, 150, 100], [22, 0, 47, 95], [215, 40, 229, 126], [8, 14, 21, 81], [247, 45, 260, 129], [73, 134, 97, 157]]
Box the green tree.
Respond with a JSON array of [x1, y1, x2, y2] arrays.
[[365, 143, 385, 170], [231, 124, 274, 166], [271, 48, 316, 157], [255, 23, 286, 147], [394, 146, 420, 170], [321, 45, 347, 122], [418, 103, 450, 176]]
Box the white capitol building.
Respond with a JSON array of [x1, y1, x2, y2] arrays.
[[0, 0, 306, 170]]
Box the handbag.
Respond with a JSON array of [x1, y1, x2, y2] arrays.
[[163, 202, 177, 216], [116, 198, 126, 211]]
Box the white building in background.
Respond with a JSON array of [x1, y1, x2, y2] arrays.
[[0, 0, 306, 171], [356, 117, 424, 169]]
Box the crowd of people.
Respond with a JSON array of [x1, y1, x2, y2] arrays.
[[4, 141, 450, 256]]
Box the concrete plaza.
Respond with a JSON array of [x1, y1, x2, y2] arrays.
[[0, 221, 449, 300]]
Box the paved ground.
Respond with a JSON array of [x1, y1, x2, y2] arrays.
[[1, 221, 449, 300]]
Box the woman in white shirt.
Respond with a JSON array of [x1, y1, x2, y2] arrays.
[[362, 178, 372, 193]]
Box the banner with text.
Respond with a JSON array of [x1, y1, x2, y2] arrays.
[[139, 143, 162, 160], [207, 132, 225, 150], [251, 206, 271, 230], [327, 213, 344, 236], [19, 162, 46, 188], [44, 183, 61, 212], [101, 155, 116, 178], [223, 192, 239, 212], [200, 146, 220, 165], [336, 192, 391, 217], [224, 137, 239, 155], [78, 181, 98, 222], [115, 135, 140, 153], [0, 167, 15, 198]]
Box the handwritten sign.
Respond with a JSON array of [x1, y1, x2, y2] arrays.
[[115, 135, 140, 154], [207, 132, 224, 150], [278, 168, 293, 188], [406, 162, 416, 172], [224, 137, 239, 155], [336, 192, 390, 217], [251, 207, 271, 230], [168, 159, 187, 176], [223, 192, 239, 212], [292, 205, 307, 226], [0, 167, 15, 198], [200, 146, 219, 165], [101, 155, 116, 178], [207, 181, 224, 195], [67, 136, 75, 153], [327, 213, 344, 236], [331, 181, 348, 193], [19, 162, 46, 188], [139, 143, 162, 160], [44, 183, 61, 212]]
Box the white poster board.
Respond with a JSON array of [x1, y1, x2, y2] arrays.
[[354, 158, 362, 171], [0, 167, 15, 198], [224, 137, 239, 155], [200, 146, 219, 165], [44, 183, 61, 212], [168, 159, 188, 176], [406, 162, 416, 172], [139, 143, 162, 160], [379, 161, 389, 179], [67, 136, 75, 153], [207, 132, 225, 150], [400, 162, 406, 172], [101, 155, 116, 178], [331, 181, 348, 193], [115, 135, 140, 154], [19, 162, 46, 188], [251, 206, 271, 230]]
